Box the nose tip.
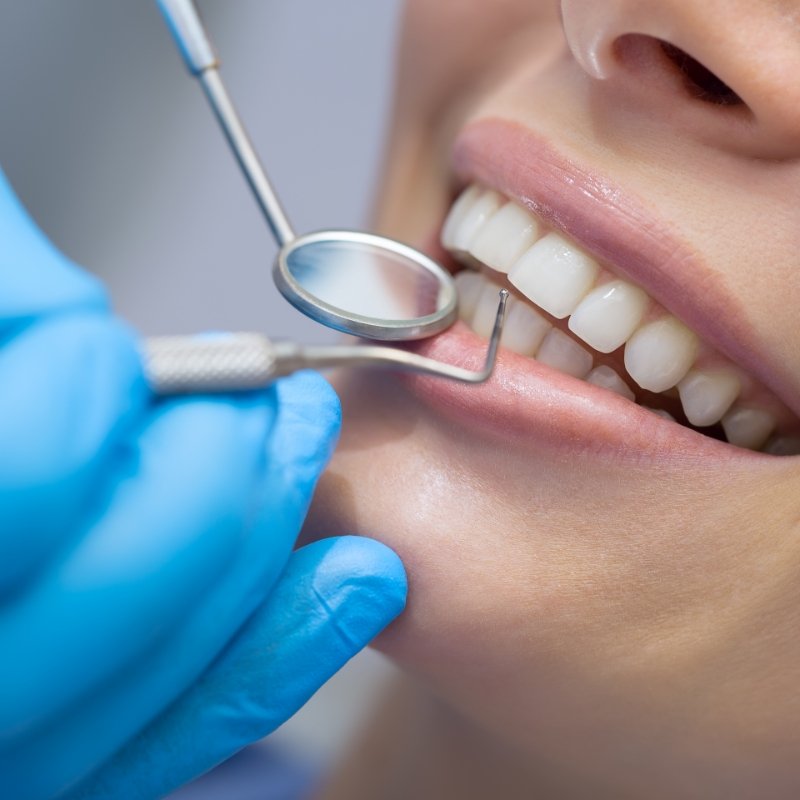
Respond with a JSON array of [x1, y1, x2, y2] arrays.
[[560, 0, 656, 80], [560, 0, 800, 158]]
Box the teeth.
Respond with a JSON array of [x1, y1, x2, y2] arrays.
[[454, 270, 487, 322], [624, 316, 698, 393], [508, 233, 600, 319], [586, 366, 635, 401], [470, 280, 505, 339], [535, 329, 594, 379], [721, 407, 775, 450], [500, 296, 552, 356], [568, 280, 649, 353], [441, 186, 482, 251], [677, 368, 741, 427], [446, 185, 796, 453], [468, 202, 541, 273], [444, 188, 503, 253], [764, 436, 800, 456]]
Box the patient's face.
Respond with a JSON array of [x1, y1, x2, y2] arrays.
[[308, 1, 800, 790]]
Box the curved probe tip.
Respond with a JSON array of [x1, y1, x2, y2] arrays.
[[478, 289, 509, 379]]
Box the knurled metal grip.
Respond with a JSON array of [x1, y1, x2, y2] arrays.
[[143, 333, 279, 395]]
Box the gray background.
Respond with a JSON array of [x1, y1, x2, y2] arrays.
[[0, 0, 402, 765], [1, 0, 401, 341]]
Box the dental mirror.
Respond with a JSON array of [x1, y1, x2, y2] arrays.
[[145, 0, 506, 395], [275, 231, 456, 341]]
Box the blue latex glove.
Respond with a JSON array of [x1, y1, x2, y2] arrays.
[[0, 171, 407, 800]]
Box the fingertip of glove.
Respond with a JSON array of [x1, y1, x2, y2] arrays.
[[0, 170, 109, 321], [299, 536, 408, 628]]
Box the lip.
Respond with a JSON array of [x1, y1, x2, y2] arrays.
[[444, 118, 799, 421], [399, 117, 791, 463], [406, 320, 772, 464]]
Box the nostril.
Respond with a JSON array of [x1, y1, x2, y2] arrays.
[[613, 35, 746, 109], [659, 42, 744, 107]]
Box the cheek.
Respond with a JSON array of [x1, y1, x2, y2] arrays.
[[398, 0, 562, 119], [305, 375, 800, 746]]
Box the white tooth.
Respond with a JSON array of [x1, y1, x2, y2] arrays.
[[586, 365, 635, 401], [441, 185, 482, 250], [500, 296, 552, 356], [568, 280, 649, 353], [677, 368, 741, 427], [470, 280, 504, 339], [454, 270, 486, 322], [535, 329, 593, 378], [643, 407, 676, 421], [508, 233, 600, 319], [721, 407, 775, 450], [623, 316, 699, 393], [764, 436, 800, 456], [468, 202, 541, 274], [451, 190, 503, 252]]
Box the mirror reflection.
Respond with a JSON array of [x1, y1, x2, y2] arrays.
[[284, 239, 446, 321]]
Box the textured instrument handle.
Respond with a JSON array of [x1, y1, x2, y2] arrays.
[[143, 333, 279, 395]]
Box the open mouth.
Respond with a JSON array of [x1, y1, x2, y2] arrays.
[[439, 183, 799, 456]]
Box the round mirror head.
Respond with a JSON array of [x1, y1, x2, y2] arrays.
[[273, 231, 458, 341]]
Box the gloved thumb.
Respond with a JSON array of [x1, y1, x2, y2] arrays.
[[0, 169, 106, 325], [70, 536, 407, 800]]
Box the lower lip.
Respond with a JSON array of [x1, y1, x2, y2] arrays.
[[402, 321, 767, 466]]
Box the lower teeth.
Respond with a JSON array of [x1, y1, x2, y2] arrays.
[[455, 269, 798, 455]]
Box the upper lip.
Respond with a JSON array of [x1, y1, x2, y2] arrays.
[[452, 117, 799, 419]]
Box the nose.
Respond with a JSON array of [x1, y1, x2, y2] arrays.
[[560, 0, 800, 158]]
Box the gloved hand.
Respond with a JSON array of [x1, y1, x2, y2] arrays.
[[0, 170, 407, 800]]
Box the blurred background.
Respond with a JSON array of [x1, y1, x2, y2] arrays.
[[0, 0, 403, 785]]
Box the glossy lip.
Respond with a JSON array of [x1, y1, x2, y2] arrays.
[[399, 116, 792, 464], [449, 117, 800, 421], [406, 321, 766, 464]]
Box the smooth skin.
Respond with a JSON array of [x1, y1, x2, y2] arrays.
[[310, 2, 800, 798], [0, 171, 407, 800]]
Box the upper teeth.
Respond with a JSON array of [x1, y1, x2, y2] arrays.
[[443, 184, 798, 454], [569, 280, 649, 354]]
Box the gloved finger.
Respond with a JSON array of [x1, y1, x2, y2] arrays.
[[0, 373, 343, 800], [0, 170, 106, 327], [70, 536, 407, 800], [0, 392, 277, 742], [264, 370, 343, 491], [0, 313, 148, 593]]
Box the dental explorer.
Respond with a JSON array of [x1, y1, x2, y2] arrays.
[[144, 0, 507, 395]]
